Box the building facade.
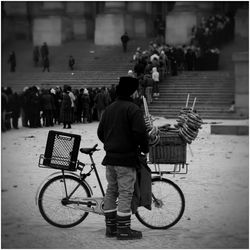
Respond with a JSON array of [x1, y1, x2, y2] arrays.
[[2, 1, 247, 46]]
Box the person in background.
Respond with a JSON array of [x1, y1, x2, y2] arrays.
[[152, 67, 160, 99], [60, 85, 72, 129], [120, 31, 130, 53], [94, 87, 108, 121], [66, 85, 76, 123], [97, 76, 149, 240], [82, 88, 90, 123], [40, 42, 49, 61], [42, 55, 50, 72], [69, 55, 75, 71], [8, 51, 16, 72]]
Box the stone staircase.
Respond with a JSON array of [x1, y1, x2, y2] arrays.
[[148, 71, 239, 119], [2, 38, 244, 119]]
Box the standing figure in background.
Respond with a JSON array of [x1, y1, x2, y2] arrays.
[[8, 51, 16, 72], [60, 85, 72, 129], [82, 88, 90, 123], [42, 55, 50, 72], [40, 42, 49, 61], [68, 55, 75, 71], [94, 87, 108, 121], [121, 31, 130, 53], [152, 67, 160, 99]]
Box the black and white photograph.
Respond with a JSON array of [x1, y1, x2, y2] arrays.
[[1, 1, 249, 249]]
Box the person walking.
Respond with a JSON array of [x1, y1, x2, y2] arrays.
[[120, 31, 130, 52], [97, 76, 149, 240]]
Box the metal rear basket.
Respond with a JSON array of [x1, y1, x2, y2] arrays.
[[149, 131, 187, 164], [39, 130, 81, 171]]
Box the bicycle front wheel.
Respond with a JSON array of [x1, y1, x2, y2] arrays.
[[135, 177, 185, 229], [38, 175, 91, 228]]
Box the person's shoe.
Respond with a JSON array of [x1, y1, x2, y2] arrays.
[[105, 211, 117, 237], [116, 215, 142, 240]]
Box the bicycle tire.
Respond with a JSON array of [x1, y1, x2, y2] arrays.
[[135, 177, 185, 229], [38, 175, 91, 228]]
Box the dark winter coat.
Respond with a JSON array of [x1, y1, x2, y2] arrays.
[[131, 154, 152, 214], [97, 96, 149, 167], [41, 92, 55, 111], [60, 92, 72, 123]]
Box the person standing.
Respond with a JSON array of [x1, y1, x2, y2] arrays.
[[82, 88, 90, 123], [97, 76, 149, 240], [94, 87, 107, 121], [152, 67, 160, 99], [60, 85, 72, 129], [120, 31, 130, 52], [40, 42, 49, 61], [8, 51, 16, 72], [68, 55, 75, 70], [42, 55, 50, 72]]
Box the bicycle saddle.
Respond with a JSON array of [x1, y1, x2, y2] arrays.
[[80, 144, 100, 155]]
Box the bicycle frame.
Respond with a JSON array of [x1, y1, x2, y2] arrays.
[[36, 151, 106, 215]]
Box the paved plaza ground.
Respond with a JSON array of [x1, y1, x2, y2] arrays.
[[1, 117, 249, 249]]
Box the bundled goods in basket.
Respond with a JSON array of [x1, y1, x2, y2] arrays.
[[144, 115, 160, 146], [176, 95, 203, 144]]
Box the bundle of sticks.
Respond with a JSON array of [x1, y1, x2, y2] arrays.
[[177, 94, 203, 144]]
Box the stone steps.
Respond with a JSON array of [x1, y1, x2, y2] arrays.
[[147, 70, 239, 119]]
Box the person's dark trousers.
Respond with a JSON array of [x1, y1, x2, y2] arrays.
[[43, 110, 53, 126], [43, 67, 50, 72], [12, 113, 19, 129]]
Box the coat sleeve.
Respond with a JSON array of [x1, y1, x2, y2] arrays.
[[130, 108, 149, 154]]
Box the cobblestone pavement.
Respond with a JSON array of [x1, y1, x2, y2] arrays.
[[1, 119, 249, 249]]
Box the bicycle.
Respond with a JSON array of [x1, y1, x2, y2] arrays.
[[36, 130, 187, 230]]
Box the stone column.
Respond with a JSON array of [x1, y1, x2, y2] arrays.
[[235, 8, 249, 39], [165, 2, 213, 45], [127, 2, 148, 38], [166, 2, 198, 45], [3, 2, 30, 43], [32, 2, 69, 46], [66, 2, 94, 39], [94, 2, 126, 45], [232, 52, 249, 117]]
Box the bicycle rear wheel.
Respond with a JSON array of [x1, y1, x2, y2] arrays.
[[38, 175, 91, 228], [135, 177, 185, 229]]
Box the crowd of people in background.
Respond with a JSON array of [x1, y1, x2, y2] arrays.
[[1, 84, 117, 132], [3, 13, 235, 132], [191, 14, 234, 51]]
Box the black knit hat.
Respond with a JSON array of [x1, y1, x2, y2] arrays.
[[116, 76, 139, 97]]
